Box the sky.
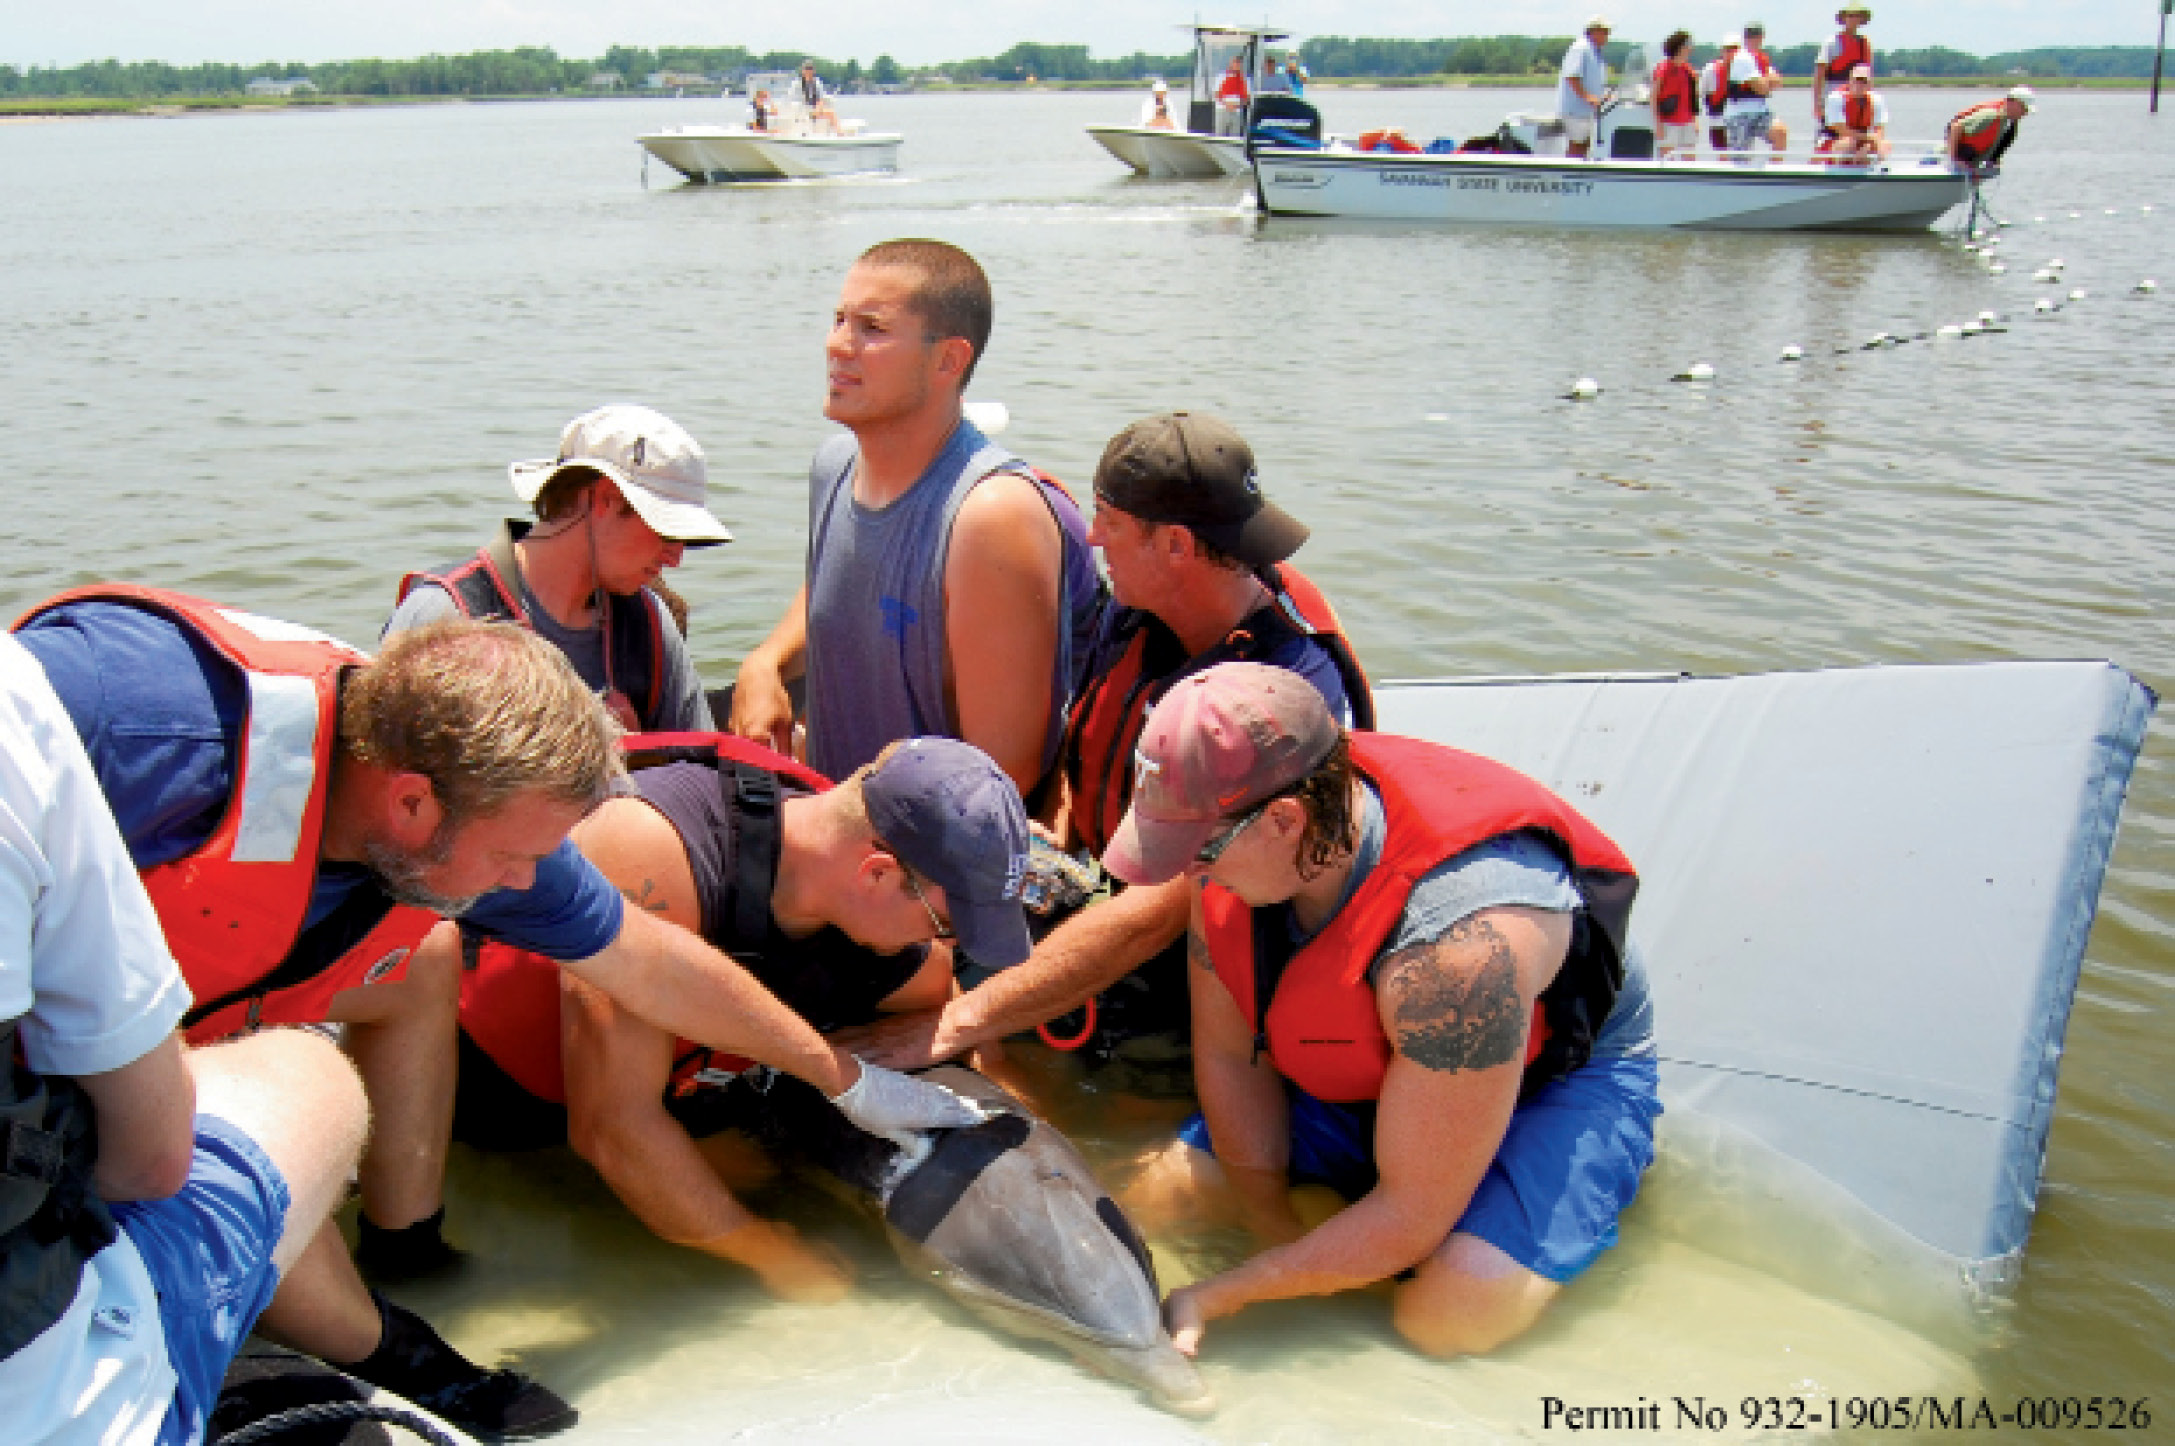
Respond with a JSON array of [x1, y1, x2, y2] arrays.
[[2, 0, 2156, 69]]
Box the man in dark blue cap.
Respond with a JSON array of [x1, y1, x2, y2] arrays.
[[451, 735, 1031, 1297]]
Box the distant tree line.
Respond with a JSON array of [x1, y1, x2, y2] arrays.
[[0, 39, 2161, 99]]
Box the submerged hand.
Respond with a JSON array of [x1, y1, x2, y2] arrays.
[[1163, 1285, 1210, 1357], [699, 1219, 854, 1303], [829, 1059, 989, 1148]]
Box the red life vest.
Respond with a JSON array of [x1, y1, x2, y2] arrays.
[[396, 521, 669, 729], [1696, 60, 1731, 115], [11, 585, 438, 1043], [1950, 101, 2012, 165], [1725, 56, 1766, 104], [1824, 32, 1872, 84], [1841, 91, 1876, 133], [458, 732, 831, 1104], [1200, 732, 1637, 1105], [1653, 58, 1698, 124], [1063, 564, 1374, 857]]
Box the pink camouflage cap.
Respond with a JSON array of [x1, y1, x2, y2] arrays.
[[1104, 662, 1343, 886]]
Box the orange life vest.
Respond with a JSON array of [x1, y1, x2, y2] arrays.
[[458, 733, 831, 1104], [1950, 100, 2013, 165], [11, 585, 438, 1043], [1823, 32, 1872, 84], [1356, 129, 1423, 154], [1201, 732, 1637, 1104], [1653, 58, 1698, 124], [396, 521, 669, 729], [1063, 564, 1374, 857], [1840, 91, 1876, 133]]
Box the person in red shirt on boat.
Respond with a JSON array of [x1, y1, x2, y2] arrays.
[[453, 736, 1030, 1300], [1650, 31, 1701, 158], [1948, 87, 2034, 172], [1813, 7, 1875, 129], [1215, 55, 1250, 135], [1117, 664, 1660, 1360], [1821, 65, 1890, 160], [1699, 37, 1735, 153]]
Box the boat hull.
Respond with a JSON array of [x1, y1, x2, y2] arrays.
[[1086, 125, 1248, 179], [1252, 149, 1968, 230], [639, 128, 902, 182]]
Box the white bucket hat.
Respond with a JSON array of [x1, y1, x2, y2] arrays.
[[2007, 85, 2038, 112], [509, 404, 731, 545]]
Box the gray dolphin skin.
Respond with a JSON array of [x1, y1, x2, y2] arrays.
[[742, 1064, 1212, 1414]]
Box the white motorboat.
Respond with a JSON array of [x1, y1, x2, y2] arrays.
[[640, 70, 901, 182], [1248, 45, 1969, 230], [1086, 24, 1286, 179]]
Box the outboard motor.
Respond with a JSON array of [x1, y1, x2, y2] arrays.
[[1247, 96, 1322, 156]]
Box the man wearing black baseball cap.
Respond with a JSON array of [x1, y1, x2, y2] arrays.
[[836, 410, 1372, 1070], [451, 735, 1026, 1299]]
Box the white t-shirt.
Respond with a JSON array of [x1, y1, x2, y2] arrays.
[[1556, 37, 1607, 120], [0, 632, 192, 1445], [1726, 50, 1771, 116], [1824, 89, 1889, 129]]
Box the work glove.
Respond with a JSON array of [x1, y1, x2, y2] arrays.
[[828, 1059, 989, 1153]]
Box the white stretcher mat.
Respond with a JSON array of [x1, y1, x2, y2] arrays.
[[1374, 662, 2155, 1266]]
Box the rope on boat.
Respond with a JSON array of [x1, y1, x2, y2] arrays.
[[216, 1401, 463, 1446]]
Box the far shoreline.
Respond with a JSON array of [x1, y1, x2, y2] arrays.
[[1, 74, 2153, 121]]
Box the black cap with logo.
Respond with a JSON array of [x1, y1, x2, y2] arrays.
[[1091, 411, 1309, 567]]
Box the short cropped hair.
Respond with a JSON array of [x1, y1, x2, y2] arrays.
[[342, 620, 624, 827], [1664, 30, 1691, 58], [857, 239, 993, 388]]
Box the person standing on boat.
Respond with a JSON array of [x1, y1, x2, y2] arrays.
[[1700, 37, 1735, 153], [1140, 77, 1177, 129], [1947, 87, 2033, 172], [728, 239, 1099, 813], [834, 413, 1370, 1074], [9, 597, 990, 1440], [386, 404, 724, 735], [1738, 22, 1789, 153], [750, 87, 775, 132], [452, 736, 1029, 1298], [1813, 7, 1874, 129], [1113, 664, 1660, 1362], [1215, 55, 1251, 135], [1259, 52, 1291, 96], [1821, 65, 1890, 160], [1284, 52, 1309, 97], [1718, 30, 1777, 156], [1651, 31, 1701, 158], [1556, 16, 1612, 159], [796, 60, 841, 133], [0, 633, 369, 1446]]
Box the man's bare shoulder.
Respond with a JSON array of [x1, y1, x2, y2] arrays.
[[947, 470, 1061, 572]]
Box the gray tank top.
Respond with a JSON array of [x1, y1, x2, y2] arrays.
[[801, 418, 1097, 783]]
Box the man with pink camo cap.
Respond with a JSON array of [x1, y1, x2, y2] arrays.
[[1112, 663, 1660, 1357]]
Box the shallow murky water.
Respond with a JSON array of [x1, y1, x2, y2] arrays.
[[2, 86, 2169, 1441]]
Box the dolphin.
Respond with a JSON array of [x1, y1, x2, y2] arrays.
[[739, 1064, 1213, 1415]]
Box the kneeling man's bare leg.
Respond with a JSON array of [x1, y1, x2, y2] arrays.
[[1392, 1231, 1560, 1358]]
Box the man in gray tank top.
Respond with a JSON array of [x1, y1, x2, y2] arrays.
[[730, 240, 1099, 803]]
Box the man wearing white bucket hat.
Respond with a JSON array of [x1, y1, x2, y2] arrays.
[[387, 404, 727, 734]]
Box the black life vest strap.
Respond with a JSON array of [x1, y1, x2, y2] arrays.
[[2, 1019, 118, 1358], [675, 761, 783, 1085], [1246, 908, 1304, 1066]]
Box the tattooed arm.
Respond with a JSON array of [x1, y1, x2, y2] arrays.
[[1164, 904, 1572, 1355], [555, 796, 863, 1098]]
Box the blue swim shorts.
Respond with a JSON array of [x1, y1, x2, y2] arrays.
[[111, 1113, 292, 1446], [1178, 1053, 1660, 1282]]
